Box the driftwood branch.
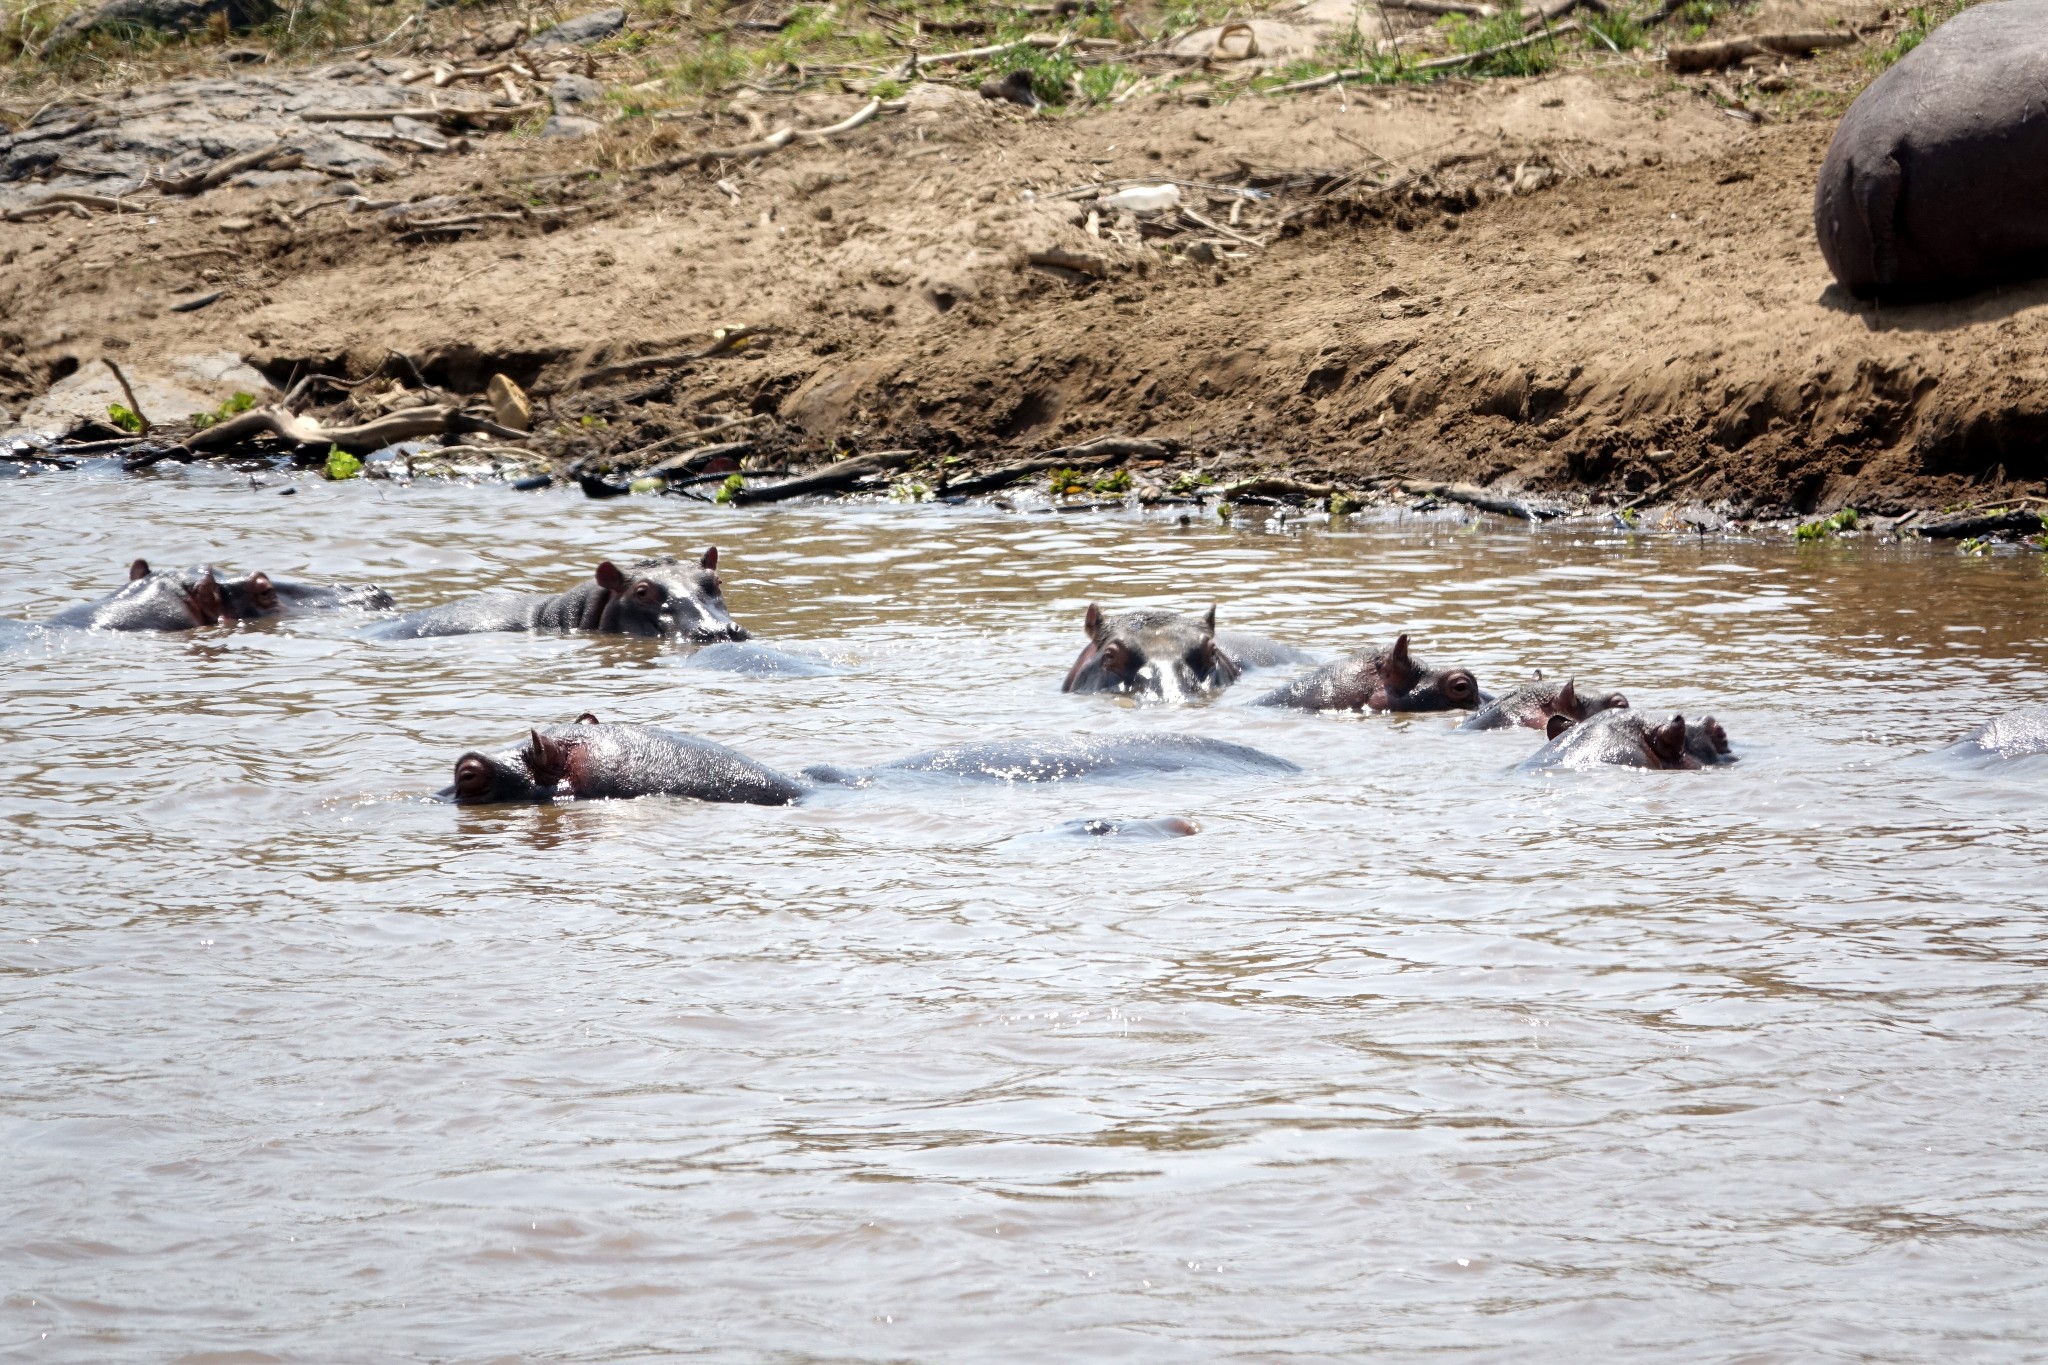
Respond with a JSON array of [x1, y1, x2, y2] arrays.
[[1397, 479, 1568, 521], [944, 436, 1177, 497], [564, 326, 765, 389], [1665, 30, 1856, 70], [101, 357, 149, 434], [167, 402, 534, 459], [154, 138, 296, 195], [727, 449, 915, 504], [1915, 509, 2044, 540], [1382, 0, 1497, 16]]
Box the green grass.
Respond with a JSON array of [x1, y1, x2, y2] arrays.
[[1795, 507, 1858, 541], [1440, 7, 1562, 77], [1868, 0, 1975, 69]]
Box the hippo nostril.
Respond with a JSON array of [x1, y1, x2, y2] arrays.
[[453, 755, 492, 802]]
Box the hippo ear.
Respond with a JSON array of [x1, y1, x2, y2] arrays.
[[1382, 633, 1418, 687], [1084, 602, 1104, 641], [188, 572, 223, 625], [1201, 605, 1217, 637], [1607, 692, 1630, 712], [1648, 714, 1688, 765], [523, 729, 571, 787], [1701, 715, 1730, 754], [700, 546, 718, 570], [1546, 713, 1575, 740], [129, 558, 151, 581], [595, 561, 627, 593], [1556, 678, 1578, 714], [575, 712, 600, 725]]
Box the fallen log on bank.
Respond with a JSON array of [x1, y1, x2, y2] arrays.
[[124, 402, 531, 468], [944, 436, 1180, 498], [726, 449, 916, 504], [1665, 30, 1856, 71], [1914, 509, 2044, 540], [1397, 479, 1567, 521]]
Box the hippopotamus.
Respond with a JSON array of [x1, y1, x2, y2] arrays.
[[1520, 710, 1735, 771], [379, 549, 745, 641], [447, 723, 1296, 805], [217, 572, 396, 618], [1254, 634, 1483, 713], [803, 732, 1301, 787], [46, 559, 224, 631], [1047, 815, 1201, 839], [1940, 706, 2048, 760], [1062, 603, 1309, 700], [673, 640, 840, 678], [445, 716, 805, 805], [1814, 0, 2048, 296], [1458, 677, 1627, 732]]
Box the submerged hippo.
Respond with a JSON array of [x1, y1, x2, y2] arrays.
[[1048, 815, 1201, 839], [1254, 633, 1483, 713], [217, 572, 396, 618], [447, 722, 1297, 805], [1940, 706, 2048, 760], [805, 732, 1302, 786], [380, 549, 745, 642], [1521, 710, 1735, 771], [446, 716, 805, 805], [1062, 603, 1308, 700], [1814, 0, 2048, 296], [1459, 677, 1628, 732], [46, 559, 224, 631]]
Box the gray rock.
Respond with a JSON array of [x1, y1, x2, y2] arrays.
[[40, 0, 274, 53], [525, 6, 624, 48], [541, 114, 602, 139], [551, 73, 604, 114], [478, 19, 526, 52]]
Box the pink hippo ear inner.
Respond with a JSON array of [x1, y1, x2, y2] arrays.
[[1556, 678, 1578, 715], [1546, 713, 1575, 741], [187, 572, 223, 625], [700, 546, 718, 570], [1381, 633, 1418, 690], [595, 561, 627, 594], [129, 558, 152, 581], [1084, 602, 1104, 642], [524, 730, 572, 789]]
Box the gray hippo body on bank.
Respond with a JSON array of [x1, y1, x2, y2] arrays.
[[1814, 0, 2048, 296], [1941, 707, 2048, 760], [1459, 677, 1627, 732], [1255, 633, 1484, 714], [46, 559, 224, 632], [1062, 604, 1310, 700], [804, 732, 1302, 787], [446, 717, 806, 805], [380, 549, 744, 642], [1520, 710, 1736, 771]]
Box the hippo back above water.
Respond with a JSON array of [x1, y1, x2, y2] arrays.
[[1941, 706, 2048, 760], [803, 732, 1301, 786], [380, 549, 745, 642], [1814, 0, 2048, 296]]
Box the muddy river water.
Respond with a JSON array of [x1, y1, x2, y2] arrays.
[[5, 466, 2048, 1361]]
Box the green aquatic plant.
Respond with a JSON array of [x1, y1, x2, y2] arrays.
[[189, 391, 257, 430], [324, 446, 362, 480], [1168, 470, 1213, 494], [1048, 466, 1089, 496], [1329, 491, 1358, 516], [106, 403, 143, 433], [1958, 535, 1992, 556], [1795, 507, 1859, 541], [714, 472, 746, 504], [1091, 468, 1132, 495]]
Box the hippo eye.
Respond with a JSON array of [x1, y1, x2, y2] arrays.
[[632, 581, 662, 604], [1446, 673, 1476, 698]]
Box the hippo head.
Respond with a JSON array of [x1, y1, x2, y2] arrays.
[[446, 716, 602, 804], [1371, 633, 1483, 711], [1062, 603, 1241, 700], [128, 558, 225, 628], [1553, 677, 1629, 724], [217, 571, 280, 620], [597, 549, 747, 642], [1544, 711, 1734, 768]]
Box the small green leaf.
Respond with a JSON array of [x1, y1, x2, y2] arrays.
[[324, 446, 362, 480], [107, 403, 142, 433], [714, 472, 745, 504]]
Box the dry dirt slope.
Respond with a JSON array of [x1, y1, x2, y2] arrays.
[[3, 2, 2044, 516]]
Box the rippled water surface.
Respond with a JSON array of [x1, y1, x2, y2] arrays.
[[7, 467, 2048, 1362]]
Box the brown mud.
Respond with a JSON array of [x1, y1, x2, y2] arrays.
[[4, 0, 2044, 520]]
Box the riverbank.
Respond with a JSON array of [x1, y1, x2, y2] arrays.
[[5, 0, 2041, 527]]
